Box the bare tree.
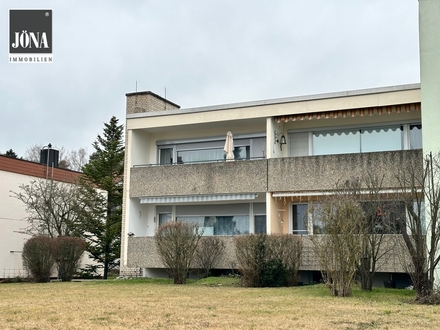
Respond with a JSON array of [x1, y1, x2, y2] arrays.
[[11, 178, 83, 238], [356, 174, 397, 291], [312, 191, 363, 297], [395, 152, 440, 300], [24, 143, 44, 162], [68, 147, 88, 171]]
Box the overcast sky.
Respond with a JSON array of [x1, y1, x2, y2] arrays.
[[1, 1, 420, 159]]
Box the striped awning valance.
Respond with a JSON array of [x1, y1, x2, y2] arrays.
[[140, 193, 257, 204], [274, 102, 420, 123]]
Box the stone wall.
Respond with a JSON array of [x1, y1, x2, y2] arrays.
[[268, 150, 422, 192], [130, 159, 267, 197], [130, 150, 422, 197], [127, 235, 406, 273]]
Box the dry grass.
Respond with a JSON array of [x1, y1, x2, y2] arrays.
[[0, 278, 439, 330]]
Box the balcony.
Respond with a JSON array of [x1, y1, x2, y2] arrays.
[[130, 150, 422, 197], [130, 159, 267, 197], [268, 149, 422, 192]]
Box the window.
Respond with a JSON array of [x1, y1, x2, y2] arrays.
[[409, 124, 422, 149], [313, 129, 360, 155], [254, 215, 266, 234], [289, 123, 422, 157], [361, 126, 402, 153], [158, 138, 259, 165], [175, 204, 251, 236], [176, 146, 250, 164], [159, 148, 173, 165], [158, 213, 172, 227], [360, 201, 406, 234], [177, 215, 249, 236], [312, 203, 325, 234], [292, 204, 308, 235]]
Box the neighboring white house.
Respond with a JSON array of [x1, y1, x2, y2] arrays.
[[0, 155, 91, 278]]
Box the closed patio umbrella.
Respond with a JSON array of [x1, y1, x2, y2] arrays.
[[224, 131, 235, 161]]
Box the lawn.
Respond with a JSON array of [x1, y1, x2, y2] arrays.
[[0, 277, 438, 330]]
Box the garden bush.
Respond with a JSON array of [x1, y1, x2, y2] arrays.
[[22, 236, 55, 283], [155, 221, 203, 284], [53, 236, 86, 282], [194, 236, 225, 279], [235, 234, 302, 287]]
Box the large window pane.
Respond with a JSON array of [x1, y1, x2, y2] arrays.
[[177, 215, 249, 236], [159, 148, 173, 165], [361, 126, 402, 153], [409, 124, 422, 149], [292, 204, 308, 234], [360, 201, 406, 234], [254, 215, 266, 234], [177, 148, 224, 163], [234, 146, 250, 160], [158, 213, 172, 227], [313, 130, 360, 155]]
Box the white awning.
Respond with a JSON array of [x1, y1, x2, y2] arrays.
[[273, 188, 421, 198], [140, 193, 257, 204]]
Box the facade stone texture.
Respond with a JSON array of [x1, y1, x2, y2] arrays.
[[130, 159, 268, 197], [268, 149, 422, 192], [127, 235, 406, 273], [129, 150, 422, 198]]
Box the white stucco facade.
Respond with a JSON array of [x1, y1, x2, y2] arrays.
[[0, 156, 98, 279], [419, 0, 440, 286], [0, 170, 29, 277]]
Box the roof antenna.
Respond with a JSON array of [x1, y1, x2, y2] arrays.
[[135, 81, 138, 109]]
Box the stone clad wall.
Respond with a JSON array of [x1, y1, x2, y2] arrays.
[[127, 235, 406, 273], [268, 150, 422, 192], [130, 159, 267, 197], [130, 150, 422, 197]]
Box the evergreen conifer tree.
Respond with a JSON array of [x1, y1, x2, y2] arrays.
[[81, 116, 124, 279]]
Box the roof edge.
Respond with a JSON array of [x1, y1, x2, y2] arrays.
[[127, 83, 420, 119]]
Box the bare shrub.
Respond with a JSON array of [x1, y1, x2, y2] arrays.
[[22, 236, 55, 283], [194, 236, 225, 279], [235, 234, 302, 287], [312, 195, 362, 297], [53, 236, 86, 282], [155, 221, 203, 284]]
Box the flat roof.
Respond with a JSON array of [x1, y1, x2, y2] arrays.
[[127, 83, 420, 119]]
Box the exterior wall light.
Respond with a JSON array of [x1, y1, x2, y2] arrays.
[[280, 135, 286, 150], [274, 131, 287, 150]]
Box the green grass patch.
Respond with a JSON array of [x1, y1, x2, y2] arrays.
[[189, 276, 240, 287]]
